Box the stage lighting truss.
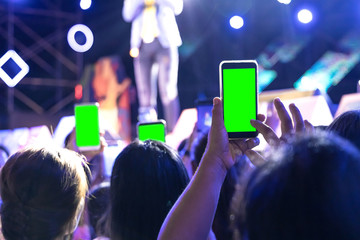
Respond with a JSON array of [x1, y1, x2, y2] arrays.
[[67, 24, 94, 53], [0, 50, 29, 87]]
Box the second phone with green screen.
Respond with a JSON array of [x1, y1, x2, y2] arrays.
[[219, 60, 258, 139], [74, 103, 101, 151], [137, 120, 166, 142]]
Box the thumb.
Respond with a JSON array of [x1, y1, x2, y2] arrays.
[[211, 97, 224, 130]]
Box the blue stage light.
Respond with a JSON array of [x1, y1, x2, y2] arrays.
[[229, 16, 244, 30], [277, 0, 291, 5], [80, 0, 92, 10], [297, 9, 313, 24]]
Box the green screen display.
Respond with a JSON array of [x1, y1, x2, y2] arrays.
[[74, 104, 100, 149], [223, 67, 257, 134], [138, 122, 166, 142]]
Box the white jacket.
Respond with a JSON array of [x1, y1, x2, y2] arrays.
[[122, 0, 183, 49]]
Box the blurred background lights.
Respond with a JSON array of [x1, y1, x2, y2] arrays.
[[67, 24, 94, 53], [229, 16, 244, 29], [80, 0, 92, 10], [277, 0, 291, 4], [297, 9, 313, 24], [129, 48, 139, 58], [0, 50, 29, 87]]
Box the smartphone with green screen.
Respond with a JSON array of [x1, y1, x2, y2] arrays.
[[74, 103, 101, 151], [137, 120, 166, 142], [219, 60, 258, 139]]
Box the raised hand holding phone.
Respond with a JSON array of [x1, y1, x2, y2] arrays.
[[137, 120, 166, 142], [219, 60, 258, 139], [74, 103, 101, 151], [157, 97, 260, 240]]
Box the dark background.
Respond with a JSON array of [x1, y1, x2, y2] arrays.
[[0, 0, 360, 129]]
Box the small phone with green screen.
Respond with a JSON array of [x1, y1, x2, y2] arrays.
[[219, 60, 258, 139], [195, 99, 213, 134], [137, 120, 166, 142], [74, 103, 101, 151]]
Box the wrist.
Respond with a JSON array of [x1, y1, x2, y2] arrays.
[[199, 152, 228, 180]]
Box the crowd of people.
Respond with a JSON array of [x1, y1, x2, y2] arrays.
[[1, 0, 358, 238], [0, 95, 360, 240]]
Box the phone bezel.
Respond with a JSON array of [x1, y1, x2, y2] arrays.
[[137, 120, 167, 142], [74, 102, 101, 151], [219, 60, 259, 139]]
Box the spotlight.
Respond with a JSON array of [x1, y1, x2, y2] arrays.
[[277, 0, 291, 4], [130, 48, 139, 58], [297, 9, 313, 24], [80, 0, 92, 10], [67, 24, 94, 53], [229, 16, 244, 30]]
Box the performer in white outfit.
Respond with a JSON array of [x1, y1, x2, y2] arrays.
[[122, 0, 183, 131]]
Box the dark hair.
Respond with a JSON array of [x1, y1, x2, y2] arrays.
[[110, 140, 189, 240], [0, 146, 90, 240], [87, 181, 110, 239], [326, 110, 360, 149], [190, 132, 208, 173], [233, 132, 360, 240], [0, 145, 10, 168]]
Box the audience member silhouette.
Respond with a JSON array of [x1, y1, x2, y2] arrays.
[[87, 181, 110, 239], [231, 131, 360, 240], [0, 146, 90, 240], [109, 140, 189, 240], [326, 109, 360, 149], [158, 97, 360, 240]]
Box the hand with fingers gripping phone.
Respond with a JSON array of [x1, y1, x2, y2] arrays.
[[157, 97, 313, 240], [158, 97, 260, 240], [244, 97, 313, 166]]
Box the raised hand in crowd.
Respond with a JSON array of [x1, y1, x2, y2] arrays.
[[158, 97, 259, 240], [245, 97, 313, 166], [65, 127, 107, 162]]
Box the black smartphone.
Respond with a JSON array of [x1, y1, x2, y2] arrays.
[[219, 60, 258, 139], [137, 120, 166, 142], [195, 99, 213, 134], [74, 103, 101, 151]]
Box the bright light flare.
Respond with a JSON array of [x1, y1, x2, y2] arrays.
[[229, 16, 244, 30], [297, 9, 313, 24], [80, 0, 92, 10], [277, 0, 291, 4], [130, 48, 139, 58]]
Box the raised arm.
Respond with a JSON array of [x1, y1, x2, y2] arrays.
[[157, 97, 259, 240]]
